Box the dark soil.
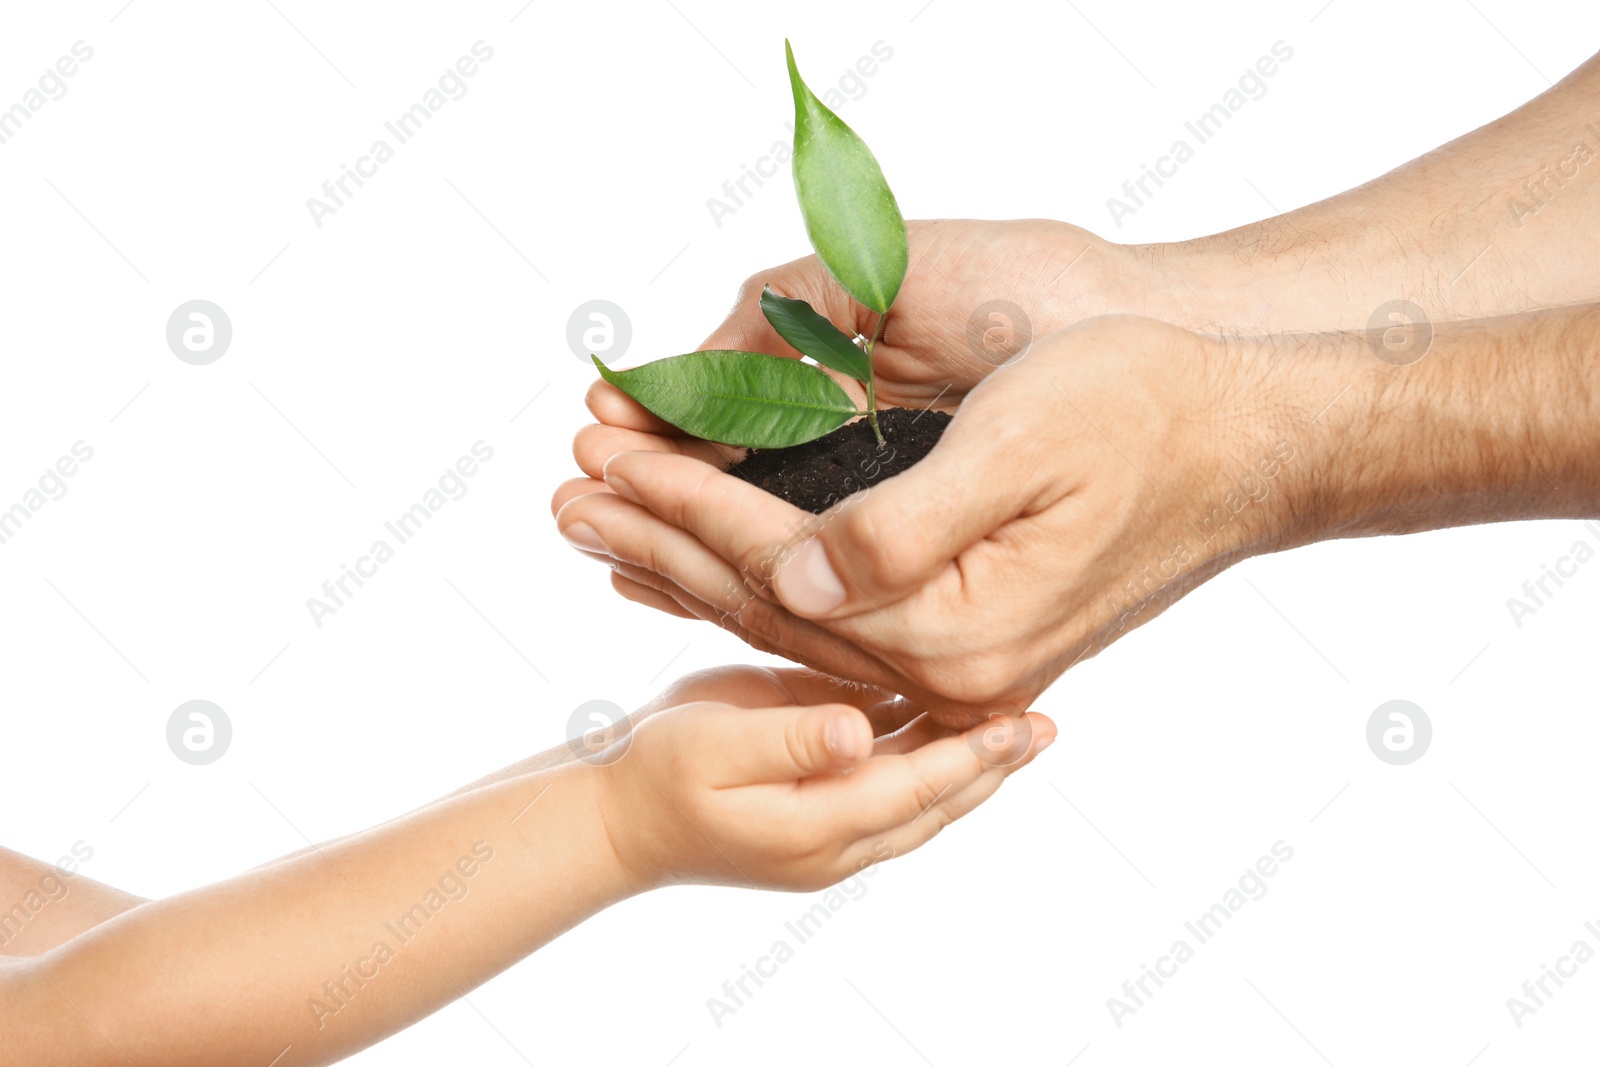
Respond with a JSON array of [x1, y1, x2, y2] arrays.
[[728, 407, 951, 513]]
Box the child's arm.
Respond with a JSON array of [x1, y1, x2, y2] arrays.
[[0, 667, 801, 958], [249, 666, 928, 870], [1, 671, 1052, 1067], [0, 849, 148, 958], [0, 667, 913, 957]]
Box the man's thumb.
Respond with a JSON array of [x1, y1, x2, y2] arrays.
[[771, 408, 1034, 618]]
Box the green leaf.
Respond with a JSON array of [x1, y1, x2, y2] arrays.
[[759, 285, 871, 383], [593, 351, 857, 449], [786, 40, 908, 314]]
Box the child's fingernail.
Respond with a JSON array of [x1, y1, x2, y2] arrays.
[[606, 472, 641, 504], [826, 714, 864, 760], [776, 538, 846, 615], [563, 521, 610, 555]]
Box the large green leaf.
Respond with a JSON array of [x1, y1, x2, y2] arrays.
[[786, 40, 908, 314], [593, 351, 857, 449], [759, 285, 871, 383]]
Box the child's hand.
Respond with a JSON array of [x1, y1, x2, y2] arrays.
[[590, 682, 1055, 893]]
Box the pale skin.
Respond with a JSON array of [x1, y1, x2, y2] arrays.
[[0, 666, 1054, 1065], [554, 51, 1600, 725]]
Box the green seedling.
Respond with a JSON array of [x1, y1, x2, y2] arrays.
[[595, 39, 907, 448]]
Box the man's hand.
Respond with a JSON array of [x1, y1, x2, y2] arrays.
[[672, 219, 1136, 400], [572, 218, 1140, 469], [559, 307, 1600, 725], [559, 316, 1307, 723], [555, 50, 1600, 721], [560, 218, 1153, 631]]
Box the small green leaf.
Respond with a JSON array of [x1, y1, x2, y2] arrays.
[[593, 351, 857, 449], [759, 285, 871, 383], [786, 40, 908, 314]]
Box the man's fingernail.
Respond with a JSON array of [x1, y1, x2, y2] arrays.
[[776, 538, 846, 615], [826, 714, 864, 760], [563, 521, 609, 555], [606, 472, 641, 505]]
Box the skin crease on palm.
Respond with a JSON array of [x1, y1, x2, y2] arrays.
[[555, 53, 1600, 727]]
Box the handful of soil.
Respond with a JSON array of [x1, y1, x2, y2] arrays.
[[728, 406, 951, 514]]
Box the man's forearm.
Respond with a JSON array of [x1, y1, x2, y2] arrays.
[[1263, 302, 1600, 548], [1131, 53, 1600, 332]]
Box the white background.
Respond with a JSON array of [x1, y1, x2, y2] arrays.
[[2, 0, 1598, 1063]]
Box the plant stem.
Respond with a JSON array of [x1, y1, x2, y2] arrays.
[[862, 312, 889, 447]]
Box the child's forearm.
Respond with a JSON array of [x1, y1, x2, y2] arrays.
[[259, 675, 710, 876], [3, 761, 625, 1067], [0, 740, 600, 961], [0, 849, 147, 958]]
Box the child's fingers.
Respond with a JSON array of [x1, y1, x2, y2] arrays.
[[757, 669, 905, 725], [717, 667, 932, 742], [846, 713, 1055, 864], [863, 697, 929, 741], [816, 712, 1055, 844], [691, 703, 875, 785], [848, 768, 1012, 865], [882, 717, 1053, 836], [825, 730, 1007, 838], [870, 712, 953, 754]]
